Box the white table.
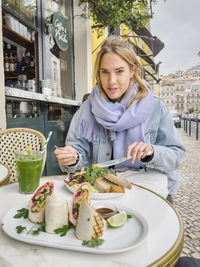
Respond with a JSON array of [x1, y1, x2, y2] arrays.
[[0, 175, 183, 267]]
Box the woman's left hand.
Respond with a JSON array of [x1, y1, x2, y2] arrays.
[[126, 142, 154, 164]]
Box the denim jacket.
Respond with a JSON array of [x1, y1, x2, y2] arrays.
[[61, 96, 186, 195]]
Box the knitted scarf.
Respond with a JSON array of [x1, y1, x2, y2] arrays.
[[76, 81, 153, 168]]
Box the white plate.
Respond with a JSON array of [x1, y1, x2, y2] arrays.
[[64, 180, 127, 199], [0, 163, 9, 183], [2, 202, 148, 254]]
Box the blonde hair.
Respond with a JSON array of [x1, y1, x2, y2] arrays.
[[94, 35, 149, 106]]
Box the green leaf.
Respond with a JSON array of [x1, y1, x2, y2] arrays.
[[14, 208, 29, 219], [16, 225, 26, 234], [78, 0, 157, 33], [32, 229, 40, 235], [82, 238, 104, 247], [83, 167, 115, 185], [54, 225, 70, 236]]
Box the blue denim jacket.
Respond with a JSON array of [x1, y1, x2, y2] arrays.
[[61, 96, 186, 195]]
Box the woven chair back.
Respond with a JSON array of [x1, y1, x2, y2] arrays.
[[0, 128, 46, 183]]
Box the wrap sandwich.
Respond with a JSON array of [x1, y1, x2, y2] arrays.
[[76, 201, 106, 241], [45, 195, 69, 234], [69, 182, 91, 226], [28, 181, 54, 223]]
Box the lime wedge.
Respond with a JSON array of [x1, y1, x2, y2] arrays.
[[107, 211, 127, 228]]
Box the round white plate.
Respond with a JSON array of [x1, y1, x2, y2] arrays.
[[64, 179, 127, 199], [2, 202, 148, 254], [0, 163, 9, 183]]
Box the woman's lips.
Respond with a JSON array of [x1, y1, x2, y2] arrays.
[[107, 87, 118, 92]]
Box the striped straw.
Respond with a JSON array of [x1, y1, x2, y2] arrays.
[[42, 131, 52, 153]]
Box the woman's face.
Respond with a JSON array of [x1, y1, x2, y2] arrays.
[[99, 52, 133, 101]]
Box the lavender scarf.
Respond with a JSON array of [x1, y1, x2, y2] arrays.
[[76, 81, 153, 168]]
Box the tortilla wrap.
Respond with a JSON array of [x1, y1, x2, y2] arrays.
[[45, 195, 69, 234], [76, 201, 106, 241]]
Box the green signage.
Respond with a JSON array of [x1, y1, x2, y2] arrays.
[[52, 12, 69, 52]]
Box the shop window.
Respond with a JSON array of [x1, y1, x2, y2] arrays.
[[44, 0, 74, 99]]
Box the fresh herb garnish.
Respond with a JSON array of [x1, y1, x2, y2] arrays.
[[14, 208, 29, 219], [82, 238, 104, 247], [16, 225, 26, 234], [32, 222, 46, 235], [83, 167, 115, 185], [54, 223, 74, 237], [16, 222, 46, 235]]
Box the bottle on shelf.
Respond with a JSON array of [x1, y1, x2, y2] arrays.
[[4, 52, 10, 72], [9, 52, 15, 71], [30, 53, 35, 68], [24, 51, 31, 67]]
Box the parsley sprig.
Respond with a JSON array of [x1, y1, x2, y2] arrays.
[[13, 208, 29, 219], [54, 223, 74, 236], [82, 238, 104, 247], [16, 222, 46, 235]]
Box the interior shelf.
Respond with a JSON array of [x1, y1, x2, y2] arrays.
[[3, 25, 34, 51]]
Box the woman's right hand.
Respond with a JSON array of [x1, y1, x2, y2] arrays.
[[54, 145, 78, 166]]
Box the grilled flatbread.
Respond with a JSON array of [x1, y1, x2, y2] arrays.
[[45, 195, 69, 234], [76, 201, 106, 241]]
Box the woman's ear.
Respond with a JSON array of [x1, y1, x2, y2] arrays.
[[129, 65, 135, 78]]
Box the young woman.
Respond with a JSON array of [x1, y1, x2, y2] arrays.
[[55, 35, 186, 196]]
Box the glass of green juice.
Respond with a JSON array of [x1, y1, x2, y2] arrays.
[[15, 150, 44, 194]]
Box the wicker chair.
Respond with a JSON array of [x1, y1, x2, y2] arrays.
[[0, 128, 46, 183]]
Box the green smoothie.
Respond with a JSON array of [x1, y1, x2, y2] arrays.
[[15, 150, 44, 194]]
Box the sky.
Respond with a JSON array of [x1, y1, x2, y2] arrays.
[[150, 0, 200, 76]]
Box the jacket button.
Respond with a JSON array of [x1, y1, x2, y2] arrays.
[[106, 152, 110, 156]]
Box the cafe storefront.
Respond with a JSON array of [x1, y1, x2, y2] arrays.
[[0, 0, 92, 175]]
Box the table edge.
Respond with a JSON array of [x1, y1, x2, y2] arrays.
[[131, 183, 184, 267]]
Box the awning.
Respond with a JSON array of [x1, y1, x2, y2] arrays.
[[131, 23, 164, 57]]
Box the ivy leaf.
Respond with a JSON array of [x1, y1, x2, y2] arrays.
[[16, 225, 26, 234], [82, 238, 104, 247], [14, 208, 29, 219]]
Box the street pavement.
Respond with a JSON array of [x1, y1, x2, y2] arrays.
[[173, 128, 200, 258]]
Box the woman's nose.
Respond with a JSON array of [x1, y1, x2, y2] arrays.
[[109, 73, 117, 84]]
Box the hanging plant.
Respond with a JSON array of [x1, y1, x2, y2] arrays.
[[78, 0, 158, 36]]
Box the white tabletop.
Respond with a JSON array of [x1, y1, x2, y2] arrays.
[[0, 175, 183, 267]]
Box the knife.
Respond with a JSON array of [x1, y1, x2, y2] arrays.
[[97, 157, 127, 168], [96, 151, 153, 168]]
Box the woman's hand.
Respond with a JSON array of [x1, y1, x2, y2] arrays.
[[126, 142, 154, 164], [54, 146, 78, 166]]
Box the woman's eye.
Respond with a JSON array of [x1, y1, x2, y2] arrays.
[[116, 69, 124, 74], [101, 70, 108, 74]]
